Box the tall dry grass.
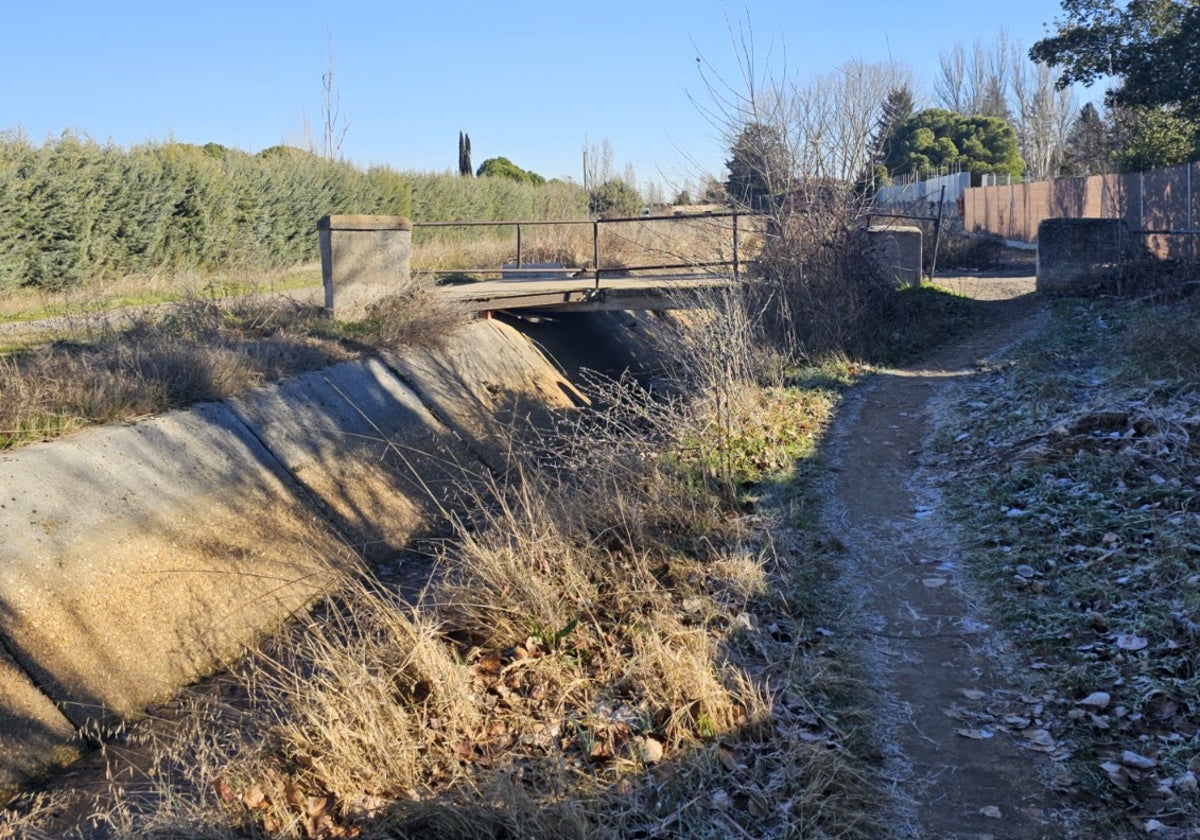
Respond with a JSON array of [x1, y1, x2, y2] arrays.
[[0, 293, 879, 838], [0, 284, 469, 451]]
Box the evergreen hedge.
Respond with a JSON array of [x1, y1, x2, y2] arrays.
[[0, 132, 587, 290]]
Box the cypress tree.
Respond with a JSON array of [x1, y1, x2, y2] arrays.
[[458, 131, 474, 177]]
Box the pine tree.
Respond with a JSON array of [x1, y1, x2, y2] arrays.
[[725, 122, 790, 211], [869, 85, 915, 176]]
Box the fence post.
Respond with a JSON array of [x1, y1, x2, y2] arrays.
[[1140, 171, 1145, 228], [1188, 164, 1193, 232], [593, 220, 600, 289], [930, 185, 945, 280], [732, 210, 740, 282]]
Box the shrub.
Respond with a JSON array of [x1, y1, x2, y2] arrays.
[[0, 135, 589, 291], [475, 156, 545, 185], [588, 179, 642, 218]]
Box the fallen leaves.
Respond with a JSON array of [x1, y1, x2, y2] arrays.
[[936, 298, 1200, 833], [1114, 633, 1149, 652], [954, 728, 994, 740], [1078, 691, 1111, 710]]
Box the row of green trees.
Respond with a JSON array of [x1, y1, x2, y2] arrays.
[[0, 133, 588, 291]]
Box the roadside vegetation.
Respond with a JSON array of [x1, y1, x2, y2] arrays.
[[0, 272, 989, 838], [933, 290, 1200, 837]]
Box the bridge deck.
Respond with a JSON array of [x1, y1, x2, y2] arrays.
[[432, 273, 735, 313]]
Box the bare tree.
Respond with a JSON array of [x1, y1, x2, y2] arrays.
[[1012, 59, 1077, 179], [935, 32, 1012, 118], [582, 136, 614, 191], [322, 34, 350, 161], [935, 30, 1079, 180], [692, 17, 912, 354], [622, 162, 638, 191], [935, 43, 969, 113]]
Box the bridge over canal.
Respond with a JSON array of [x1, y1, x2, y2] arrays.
[[415, 212, 749, 314]]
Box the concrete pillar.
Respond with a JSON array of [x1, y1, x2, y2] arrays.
[[1036, 218, 1125, 294], [318, 215, 413, 320], [865, 225, 923, 287]]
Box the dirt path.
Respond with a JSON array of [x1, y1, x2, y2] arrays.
[[827, 276, 1079, 839]]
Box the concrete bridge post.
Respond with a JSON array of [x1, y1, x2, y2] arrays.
[[317, 215, 413, 320]]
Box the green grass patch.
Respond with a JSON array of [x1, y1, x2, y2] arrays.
[[865, 282, 989, 365]]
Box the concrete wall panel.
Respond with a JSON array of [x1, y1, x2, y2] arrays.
[[381, 319, 586, 470], [0, 403, 354, 725], [231, 358, 473, 559], [0, 646, 77, 791]]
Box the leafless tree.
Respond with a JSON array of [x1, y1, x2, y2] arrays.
[[935, 30, 1078, 180], [692, 17, 912, 354], [322, 34, 350, 161], [622, 161, 638, 191], [935, 33, 1012, 119], [582, 136, 614, 191], [1012, 59, 1077, 180]]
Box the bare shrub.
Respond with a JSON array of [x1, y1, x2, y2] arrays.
[[360, 284, 472, 350], [695, 23, 913, 358]]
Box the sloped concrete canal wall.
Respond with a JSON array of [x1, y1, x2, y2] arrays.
[[0, 318, 583, 791]]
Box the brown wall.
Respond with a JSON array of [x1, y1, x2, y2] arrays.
[[963, 164, 1200, 259]]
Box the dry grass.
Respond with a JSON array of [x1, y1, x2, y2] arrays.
[[0, 264, 323, 326], [0, 297, 351, 449], [0, 284, 470, 451], [0, 326, 879, 839]]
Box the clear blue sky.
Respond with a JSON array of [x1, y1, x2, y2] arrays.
[[4, 1, 1075, 198]]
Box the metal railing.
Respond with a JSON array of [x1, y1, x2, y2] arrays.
[[412, 211, 751, 290], [868, 185, 948, 278]]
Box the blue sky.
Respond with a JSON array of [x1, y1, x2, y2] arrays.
[[4, 1, 1077, 196]]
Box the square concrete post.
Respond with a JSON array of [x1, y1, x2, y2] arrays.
[[1036, 218, 1126, 294], [865, 225, 923, 287], [317, 215, 413, 320]]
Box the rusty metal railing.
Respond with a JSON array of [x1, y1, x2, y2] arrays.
[[411, 211, 751, 290]]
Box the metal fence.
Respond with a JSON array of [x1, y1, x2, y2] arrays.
[[876, 172, 971, 205]]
